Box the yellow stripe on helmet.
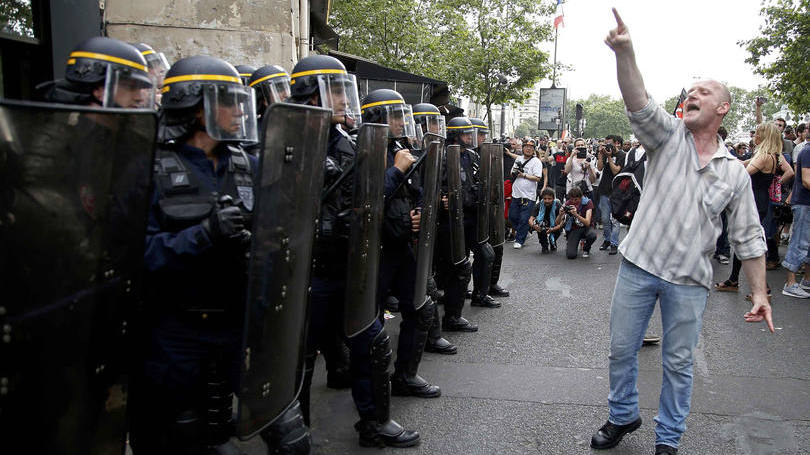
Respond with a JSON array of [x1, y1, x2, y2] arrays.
[[141, 49, 155, 56], [446, 125, 473, 129], [290, 68, 347, 78], [69, 51, 147, 72], [248, 73, 289, 87], [361, 99, 405, 110], [412, 111, 441, 116], [239, 73, 252, 77], [162, 74, 242, 86]]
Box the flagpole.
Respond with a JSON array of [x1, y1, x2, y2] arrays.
[[551, 26, 558, 88]]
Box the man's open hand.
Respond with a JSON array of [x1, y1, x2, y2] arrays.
[[605, 8, 632, 53], [744, 294, 775, 333]]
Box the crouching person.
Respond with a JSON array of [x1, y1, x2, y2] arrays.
[[557, 187, 597, 259]]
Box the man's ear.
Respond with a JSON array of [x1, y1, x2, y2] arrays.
[[717, 102, 730, 116]]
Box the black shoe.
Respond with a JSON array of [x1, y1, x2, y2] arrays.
[[590, 418, 642, 449], [355, 419, 420, 448], [541, 246, 550, 254], [550, 243, 557, 251], [442, 316, 478, 332], [425, 337, 458, 355], [391, 374, 441, 398], [326, 368, 352, 389], [470, 294, 501, 308], [599, 240, 610, 251], [609, 245, 618, 255], [465, 290, 473, 300], [655, 444, 678, 455], [489, 284, 510, 297]]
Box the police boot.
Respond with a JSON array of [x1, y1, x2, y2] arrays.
[[489, 245, 510, 296], [357, 329, 420, 448], [260, 400, 312, 455], [470, 293, 501, 308], [425, 294, 458, 355], [471, 242, 497, 306], [392, 300, 441, 398]]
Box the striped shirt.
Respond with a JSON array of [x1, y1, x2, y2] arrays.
[[618, 97, 766, 289]]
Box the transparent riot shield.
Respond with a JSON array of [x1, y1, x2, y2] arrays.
[[476, 144, 493, 244], [0, 100, 157, 454], [487, 143, 506, 247], [344, 123, 388, 338], [236, 103, 331, 438], [411, 139, 442, 311], [445, 144, 467, 265]]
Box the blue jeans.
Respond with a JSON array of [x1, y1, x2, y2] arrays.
[[599, 195, 620, 246], [608, 259, 708, 448], [508, 198, 535, 244], [782, 205, 810, 273]]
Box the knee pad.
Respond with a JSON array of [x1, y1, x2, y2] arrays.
[[479, 242, 495, 263], [453, 258, 472, 282]]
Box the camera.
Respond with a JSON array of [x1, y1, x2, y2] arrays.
[[564, 205, 576, 214], [576, 147, 587, 159]]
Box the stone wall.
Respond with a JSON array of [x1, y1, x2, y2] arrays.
[[104, 0, 301, 71]]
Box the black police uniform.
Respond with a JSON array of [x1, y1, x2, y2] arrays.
[[129, 142, 256, 453]]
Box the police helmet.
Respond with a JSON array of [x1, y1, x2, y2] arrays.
[[361, 89, 416, 139], [289, 55, 362, 126], [412, 103, 446, 139], [131, 42, 170, 80], [248, 64, 291, 108], [159, 55, 258, 143], [43, 37, 155, 108], [469, 117, 489, 144], [235, 64, 257, 86], [446, 116, 477, 148]]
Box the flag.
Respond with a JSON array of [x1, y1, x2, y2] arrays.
[[673, 88, 687, 119], [554, 0, 564, 28]]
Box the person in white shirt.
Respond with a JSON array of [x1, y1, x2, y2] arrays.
[[508, 139, 546, 248]]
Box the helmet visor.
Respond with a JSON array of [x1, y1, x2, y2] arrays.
[[256, 76, 291, 105], [475, 126, 489, 144], [448, 125, 477, 148], [381, 103, 416, 139], [317, 73, 362, 127], [102, 65, 155, 109], [202, 84, 258, 142], [144, 52, 170, 80], [421, 114, 446, 138]]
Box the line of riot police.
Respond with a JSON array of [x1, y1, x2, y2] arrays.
[[0, 36, 508, 454]]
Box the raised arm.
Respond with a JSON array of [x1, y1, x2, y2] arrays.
[[605, 8, 648, 112]]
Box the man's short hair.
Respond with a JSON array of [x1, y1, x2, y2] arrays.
[[797, 123, 807, 134], [717, 126, 728, 140], [540, 188, 556, 199], [567, 187, 583, 199], [605, 134, 624, 145], [776, 117, 786, 124]]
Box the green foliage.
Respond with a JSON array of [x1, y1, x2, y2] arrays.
[[565, 94, 632, 140], [514, 117, 539, 138], [0, 0, 34, 39], [739, 0, 810, 115], [330, 0, 556, 127]]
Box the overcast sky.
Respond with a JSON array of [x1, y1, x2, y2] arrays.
[[539, 0, 767, 103]]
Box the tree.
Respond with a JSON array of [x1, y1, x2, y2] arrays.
[[514, 117, 539, 138], [330, 0, 556, 128], [566, 94, 632, 140], [739, 0, 810, 116], [0, 0, 34, 38]]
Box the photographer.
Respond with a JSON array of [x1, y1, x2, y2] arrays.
[[565, 138, 597, 201], [529, 188, 564, 254], [596, 136, 626, 254], [556, 186, 597, 259], [508, 138, 546, 248]]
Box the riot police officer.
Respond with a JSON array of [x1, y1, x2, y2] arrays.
[[289, 55, 420, 448], [412, 104, 458, 355], [362, 90, 441, 399], [131, 42, 171, 102], [468, 118, 499, 309], [38, 36, 155, 108], [436, 116, 481, 332], [247, 64, 291, 122], [129, 55, 264, 454]]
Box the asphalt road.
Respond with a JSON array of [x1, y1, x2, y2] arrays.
[[304, 232, 810, 455]]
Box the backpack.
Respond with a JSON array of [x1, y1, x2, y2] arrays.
[[609, 150, 646, 226]]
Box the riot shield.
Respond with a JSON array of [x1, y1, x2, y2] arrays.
[[476, 144, 493, 244], [0, 100, 157, 454], [344, 123, 388, 338], [446, 144, 467, 265], [236, 103, 331, 438], [487, 143, 506, 247], [411, 139, 442, 311]]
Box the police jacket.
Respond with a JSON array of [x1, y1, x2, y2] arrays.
[[313, 125, 356, 273], [144, 142, 257, 317], [383, 139, 423, 244]]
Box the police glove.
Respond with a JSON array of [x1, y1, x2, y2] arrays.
[[201, 205, 246, 243]]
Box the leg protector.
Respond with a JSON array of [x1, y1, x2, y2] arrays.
[[370, 328, 393, 424], [261, 400, 312, 455], [298, 353, 317, 426], [402, 299, 434, 377], [472, 242, 495, 297], [205, 356, 234, 449], [444, 258, 472, 318], [490, 244, 504, 286]]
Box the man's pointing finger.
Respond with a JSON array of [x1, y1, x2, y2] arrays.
[[612, 7, 625, 27]]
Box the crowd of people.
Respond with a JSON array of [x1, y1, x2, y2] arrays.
[[3, 7, 808, 455]]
